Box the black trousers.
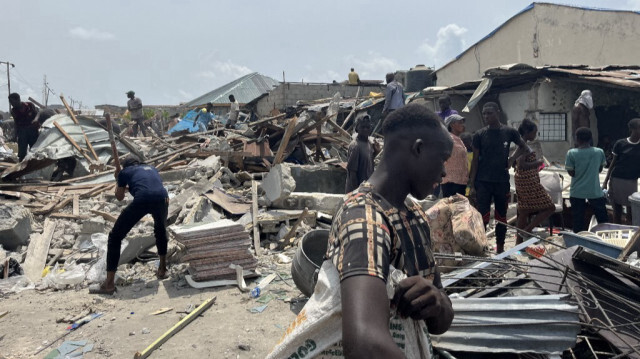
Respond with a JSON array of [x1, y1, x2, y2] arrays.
[[569, 197, 608, 233], [132, 118, 148, 137], [16, 126, 39, 161], [475, 180, 510, 245], [106, 199, 168, 272], [442, 183, 467, 198]]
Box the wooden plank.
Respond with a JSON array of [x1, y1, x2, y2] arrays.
[[53, 121, 94, 163], [33, 199, 62, 215], [273, 116, 298, 165], [72, 195, 79, 216], [60, 94, 100, 161], [49, 213, 91, 220], [90, 209, 118, 222], [134, 297, 216, 359], [23, 219, 56, 282], [281, 207, 310, 248], [327, 117, 352, 139], [251, 181, 261, 256], [204, 188, 251, 216], [156, 152, 181, 171], [52, 196, 73, 212]]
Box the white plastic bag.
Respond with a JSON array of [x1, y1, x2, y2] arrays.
[[266, 261, 433, 359], [86, 233, 108, 284], [42, 262, 86, 289]]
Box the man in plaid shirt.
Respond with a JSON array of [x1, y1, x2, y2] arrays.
[[326, 104, 454, 358]]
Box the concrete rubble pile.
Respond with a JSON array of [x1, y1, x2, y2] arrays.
[[0, 91, 372, 293]]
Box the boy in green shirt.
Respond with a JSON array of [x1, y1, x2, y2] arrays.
[[565, 127, 609, 232]]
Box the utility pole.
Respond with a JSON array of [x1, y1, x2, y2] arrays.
[[0, 60, 15, 112]]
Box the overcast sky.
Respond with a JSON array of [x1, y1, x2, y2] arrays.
[[1, 0, 638, 112]]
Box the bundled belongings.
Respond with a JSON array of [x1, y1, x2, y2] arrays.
[[170, 219, 257, 281], [425, 194, 488, 271]]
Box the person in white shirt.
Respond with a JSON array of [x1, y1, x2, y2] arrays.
[[227, 94, 240, 129]]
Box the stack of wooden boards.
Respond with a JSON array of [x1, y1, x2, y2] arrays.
[[170, 220, 257, 281]]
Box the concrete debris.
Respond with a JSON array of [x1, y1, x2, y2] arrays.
[[0, 204, 33, 250], [261, 164, 296, 204]]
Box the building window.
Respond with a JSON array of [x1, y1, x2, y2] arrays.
[[538, 113, 567, 142]]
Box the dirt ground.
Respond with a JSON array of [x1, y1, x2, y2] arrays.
[[0, 267, 300, 359]]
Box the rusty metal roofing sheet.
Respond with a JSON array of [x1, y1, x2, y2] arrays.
[[431, 295, 580, 354]]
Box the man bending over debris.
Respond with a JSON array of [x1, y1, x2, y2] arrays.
[[90, 156, 169, 295], [345, 115, 380, 193]]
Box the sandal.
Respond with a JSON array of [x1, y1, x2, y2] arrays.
[[156, 270, 168, 280], [89, 283, 117, 295]]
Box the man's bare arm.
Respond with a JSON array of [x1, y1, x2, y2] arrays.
[[341, 276, 405, 359], [115, 186, 126, 201]]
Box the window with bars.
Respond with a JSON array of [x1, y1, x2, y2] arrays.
[[538, 113, 567, 141]]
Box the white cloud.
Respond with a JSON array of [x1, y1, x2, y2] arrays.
[[178, 89, 192, 99], [198, 60, 252, 80], [69, 27, 115, 41], [628, 0, 640, 10], [417, 23, 468, 68]]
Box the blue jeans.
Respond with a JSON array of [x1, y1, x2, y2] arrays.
[[569, 196, 608, 233]]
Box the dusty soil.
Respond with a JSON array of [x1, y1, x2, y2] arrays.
[[0, 267, 300, 358]]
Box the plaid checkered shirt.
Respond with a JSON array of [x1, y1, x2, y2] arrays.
[[326, 182, 438, 283]]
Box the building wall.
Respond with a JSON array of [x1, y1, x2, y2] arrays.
[[436, 4, 640, 86], [254, 83, 385, 117]]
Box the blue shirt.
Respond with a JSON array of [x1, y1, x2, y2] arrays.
[[437, 108, 458, 121], [383, 81, 404, 112], [117, 164, 168, 202], [195, 109, 215, 130], [565, 147, 606, 199]]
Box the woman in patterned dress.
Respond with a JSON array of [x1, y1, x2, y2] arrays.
[[514, 119, 555, 244]]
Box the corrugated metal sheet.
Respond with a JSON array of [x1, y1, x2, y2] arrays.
[[431, 295, 581, 354], [185, 72, 280, 107]]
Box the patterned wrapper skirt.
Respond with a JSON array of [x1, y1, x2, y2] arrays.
[[609, 176, 638, 206], [515, 155, 554, 212]]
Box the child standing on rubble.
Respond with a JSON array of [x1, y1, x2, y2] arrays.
[[565, 127, 609, 233], [345, 115, 380, 193], [90, 156, 169, 295]]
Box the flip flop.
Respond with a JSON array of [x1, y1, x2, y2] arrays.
[[156, 271, 168, 280], [89, 284, 117, 295]]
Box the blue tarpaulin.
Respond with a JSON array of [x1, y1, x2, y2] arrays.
[[167, 110, 216, 134]]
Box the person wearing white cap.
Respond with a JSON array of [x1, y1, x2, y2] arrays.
[[441, 114, 469, 197]]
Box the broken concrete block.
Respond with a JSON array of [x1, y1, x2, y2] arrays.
[[289, 164, 347, 194], [194, 155, 221, 173], [273, 192, 344, 215], [262, 164, 296, 204], [119, 234, 155, 265], [0, 204, 32, 250], [159, 167, 200, 183], [81, 217, 106, 234]]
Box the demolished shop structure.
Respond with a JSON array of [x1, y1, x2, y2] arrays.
[[414, 64, 640, 163]]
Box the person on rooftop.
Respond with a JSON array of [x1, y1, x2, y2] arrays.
[[348, 68, 360, 85]]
